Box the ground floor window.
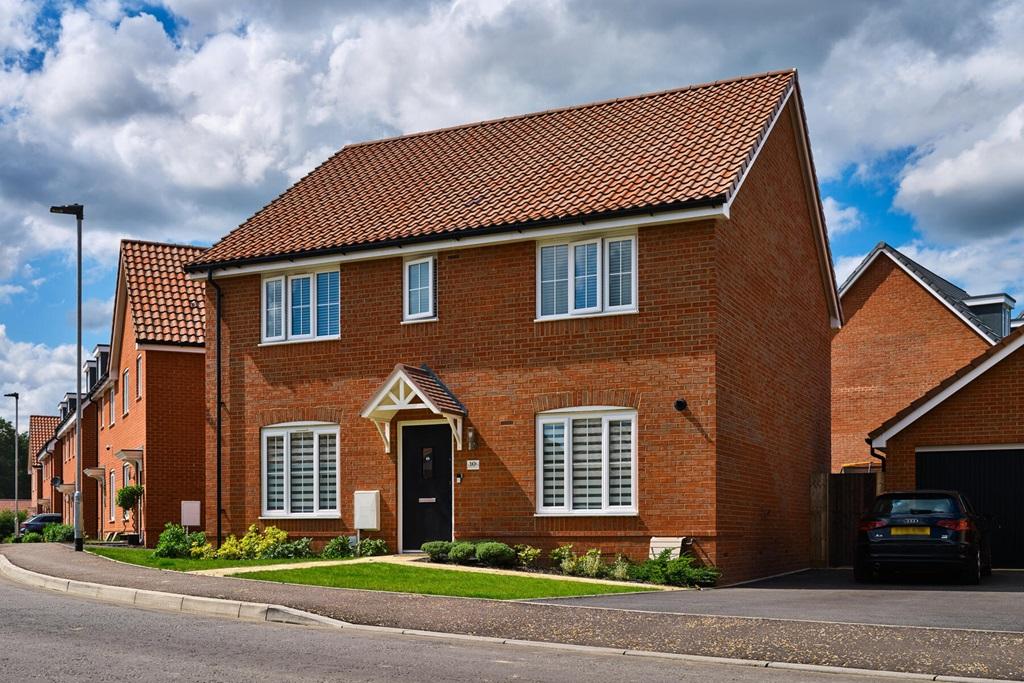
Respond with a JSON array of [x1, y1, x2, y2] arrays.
[[261, 423, 340, 518], [535, 408, 637, 515]]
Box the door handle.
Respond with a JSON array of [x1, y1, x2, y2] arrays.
[[418, 497, 436, 503]]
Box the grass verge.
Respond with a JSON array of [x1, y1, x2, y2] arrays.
[[86, 547, 336, 572], [242, 562, 653, 599]]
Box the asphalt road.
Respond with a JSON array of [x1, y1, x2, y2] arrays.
[[537, 569, 1024, 632], [0, 575, 879, 683]]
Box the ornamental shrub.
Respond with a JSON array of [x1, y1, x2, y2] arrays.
[[549, 543, 574, 567], [628, 550, 720, 587], [264, 537, 315, 559], [116, 485, 144, 512], [513, 544, 541, 568], [448, 541, 476, 564], [421, 540, 453, 562], [43, 523, 75, 543], [475, 542, 517, 568], [20, 531, 43, 543], [214, 525, 290, 560], [609, 554, 631, 581], [0, 510, 15, 538], [190, 542, 215, 559], [154, 523, 206, 559], [576, 548, 607, 578], [322, 535, 355, 559], [355, 537, 389, 557]]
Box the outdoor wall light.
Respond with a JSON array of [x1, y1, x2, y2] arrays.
[[674, 398, 688, 412], [467, 426, 477, 450]]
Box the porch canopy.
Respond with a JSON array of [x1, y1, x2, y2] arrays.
[[360, 364, 467, 453]]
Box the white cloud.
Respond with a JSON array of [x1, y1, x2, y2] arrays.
[[0, 324, 79, 433], [896, 235, 1024, 302], [822, 197, 862, 236], [78, 296, 115, 332], [0, 283, 26, 304]]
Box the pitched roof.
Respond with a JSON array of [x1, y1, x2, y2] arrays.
[[400, 364, 467, 416], [840, 242, 1002, 343], [121, 240, 208, 346], [870, 326, 1024, 447], [28, 415, 59, 461], [189, 70, 797, 270]]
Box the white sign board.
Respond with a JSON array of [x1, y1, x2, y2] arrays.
[[181, 500, 201, 527], [466, 459, 480, 471]]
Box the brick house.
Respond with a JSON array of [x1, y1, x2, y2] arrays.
[[868, 327, 1024, 567], [92, 240, 207, 545], [186, 70, 840, 582], [831, 243, 1012, 473], [28, 414, 59, 513]]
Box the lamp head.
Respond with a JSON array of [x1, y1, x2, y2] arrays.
[[3, 392, 18, 399], [49, 204, 84, 220]]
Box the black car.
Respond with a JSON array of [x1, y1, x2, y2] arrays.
[[855, 490, 992, 584], [20, 513, 62, 534]]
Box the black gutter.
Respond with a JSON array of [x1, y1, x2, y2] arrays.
[[184, 196, 726, 274], [207, 271, 224, 547], [865, 438, 886, 471]]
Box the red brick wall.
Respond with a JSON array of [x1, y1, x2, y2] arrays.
[[714, 100, 832, 581], [831, 256, 989, 472], [55, 403, 99, 538], [40, 442, 61, 515], [884, 344, 1024, 489]]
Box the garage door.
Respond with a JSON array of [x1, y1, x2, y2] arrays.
[[916, 449, 1024, 568]]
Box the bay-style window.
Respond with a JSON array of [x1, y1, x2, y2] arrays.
[[536, 234, 637, 319], [403, 255, 436, 321], [262, 269, 340, 343], [535, 408, 637, 515], [261, 424, 339, 518]]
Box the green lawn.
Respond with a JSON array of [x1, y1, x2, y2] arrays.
[[242, 562, 652, 600], [86, 547, 335, 572]]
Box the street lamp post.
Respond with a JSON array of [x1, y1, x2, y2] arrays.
[[3, 392, 18, 539], [50, 203, 84, 552]]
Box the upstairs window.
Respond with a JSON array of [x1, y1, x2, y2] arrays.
[[403, 255, 436, 321], [262, 269, 341, 343], [108, 388, 115, 425], [121, 369, 130, 415], [537, 235, 636, 319], [135, 355, 142, 399], [536, 408, 637, 515]]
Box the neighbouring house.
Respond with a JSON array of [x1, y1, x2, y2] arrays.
[[48, 387, 100, 538], [868, 327, 1024, 568], [93, 240, 207, 545], [28, 414, 60, 514], [831, 243, 1013, 474], [185, 69, 840, 583]]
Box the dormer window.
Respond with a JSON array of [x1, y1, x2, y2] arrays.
[[262, 269, 340, 344]]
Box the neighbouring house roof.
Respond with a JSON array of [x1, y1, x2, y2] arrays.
[[29, 415, 59, 463], [840, 242, 1003, 344], [188, 70, 799, 270], [121, 240, 208, 346], [869, 326, 1024, 448]]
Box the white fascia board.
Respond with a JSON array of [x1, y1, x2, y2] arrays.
[[190, 204, 727, 281], [843, 249, 996, 346], [136, 343, 205, 354], [916, 443, 1024, 453], [871, 332, 1024, 448], [55, 398, 92, 439], [962, 294, 1016, 307]]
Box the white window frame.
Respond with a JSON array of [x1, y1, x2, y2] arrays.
[[536, 233, 638, 320], [260, 269, 341, 344], [403, 255, 436, 322], [135, 355, 142, 400], [122, 463, 131, 521], [260, 422, 341, 519], [535, 407, 638, 516], [109, 469, 116, 522], [262, 275, 286, 343], [121, 369, 130, 416], [108, 388, 115, 425], [603, 235, 638, 312]]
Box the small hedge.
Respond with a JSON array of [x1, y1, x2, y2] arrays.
[[421, 540, 453, 562], [355, 537, 389, 557], [322, 535, 355, 559], [475, 542, 517, 568], [448, 541, 476, 564], [43, 523, 75, 543], [154, 523, 207, 559], [19, 531, 44, 543]]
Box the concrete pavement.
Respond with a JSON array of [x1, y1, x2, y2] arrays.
[[1, 573, 885, 683], [536, 569, 1024, 632], [3, 543, 1024, 680]]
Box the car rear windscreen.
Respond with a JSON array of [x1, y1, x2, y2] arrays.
[[872, 495, 958, 516]]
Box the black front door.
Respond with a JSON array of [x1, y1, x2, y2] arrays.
[[401, 423, 453, 551]]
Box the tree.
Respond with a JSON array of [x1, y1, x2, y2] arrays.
[[0, 417, 31, 500]]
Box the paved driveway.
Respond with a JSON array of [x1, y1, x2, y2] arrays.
[[534, 569, 1024, 632]]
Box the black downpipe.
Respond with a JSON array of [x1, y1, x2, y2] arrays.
[[865, 438, 886, 471], [208, 271, 223, 547]]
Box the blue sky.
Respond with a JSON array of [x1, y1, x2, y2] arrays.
[[2, 0, 1024, 427]]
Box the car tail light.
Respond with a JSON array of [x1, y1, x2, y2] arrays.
[[937, 518, 973, 532], [858, 520, 886, 531]]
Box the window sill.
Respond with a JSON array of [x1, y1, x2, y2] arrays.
[[401, 316, 438, 325], [258, 335, 340, 347], [534, 511, 638, 518], [259, 514, 341, 521], [534, 309, 638, 323]]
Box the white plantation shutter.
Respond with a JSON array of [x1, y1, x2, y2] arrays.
[[289, 432, 315, 513], [318, 432, 338, 511], [571, 418, 603, 510], [541, 422, 565, 507], [608, 419, 633, 507], [264, 278, 284, 340], [540, 244, 569, 316], [266, 434, 285, 511], [606, 238, 633, 308]]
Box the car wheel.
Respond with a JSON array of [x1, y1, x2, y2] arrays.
[[853, 563, 872, 583], [961, 549, 981, 585]]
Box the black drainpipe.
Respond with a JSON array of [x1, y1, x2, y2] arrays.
[[207, 271, 223, 547], [865, 438, 886, 471]]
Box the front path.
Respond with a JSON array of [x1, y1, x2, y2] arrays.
[[3, 543, 1023, 680]]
